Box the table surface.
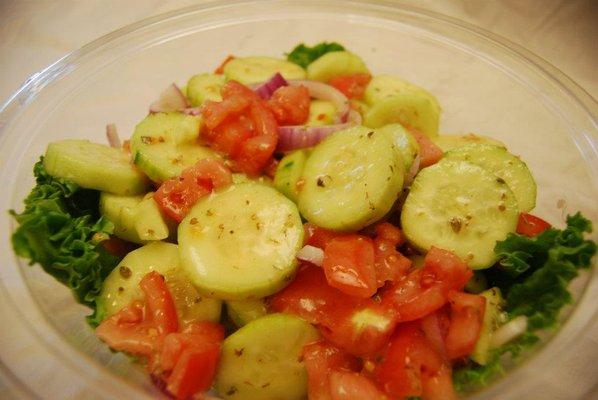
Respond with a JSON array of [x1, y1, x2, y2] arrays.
[[0, 1, 596, 399]]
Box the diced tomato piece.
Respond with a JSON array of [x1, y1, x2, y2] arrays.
[[154, 158, 232, 222], [211, 115, 254, 157], [328, 74, 372, 99], [409, 128, 443, 168], [323, 236, 377, 298], [329, 371, 387, 400], [421, 364, 457, 400], [214, 55, 235, 74], [303, 340, 360, 400], [423, 247, 473, 291], [516, 213, 551, 237], [420, 307, 450, 358], [445, 291, 486, 360], [267, 85, 311, 125], [96, 272, 179, 356], [373, 236, 411, 287], [202, 95, 251, 130], [160, 322, 224, 371], [373, 222, 404, 245], [304, 223, 344, 250], [166, 343, 221, 399], [140, 271, 179, 336], [374, 324, 453, 400], [271, 266, 398, 356], [100, 236, 137, 258]]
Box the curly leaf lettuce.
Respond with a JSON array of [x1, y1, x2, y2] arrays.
[[454, 213, 596, 392], [10, 158, 120, 323], [287, 42, 345, 68]]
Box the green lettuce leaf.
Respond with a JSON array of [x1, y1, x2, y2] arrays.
[[454, 213, 596, 392], [10, 158, 121, 323], [287, 42, 345, 68]]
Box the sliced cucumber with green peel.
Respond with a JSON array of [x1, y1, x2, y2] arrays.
[[443, 144, 536, 212], [223, 56, 306, 85], [432, 133, 505, 152], [471, 288, 505, 365], [401, 160, 519, 269], [274, 149, 309, 202], [186, 73, 225, 106], [178, 183, 303, 300], [97, 242, 221, 324], [44, 139, 149, 195], [363, 93, 440, 137], [377, 123, 420, 172], [215, 313, 320, 400], [306, 100, 336, 126], [298, 126, 404, 231], [100, 192, 171, 244], [226, 299, 268, 327], [130, 112, 220, 182], [306, 51, 369, 82]]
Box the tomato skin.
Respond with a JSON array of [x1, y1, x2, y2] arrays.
[[374, 324, 453, 400], [100, 236, 137, 258], [154, 158, 232, 222], [517, 213, 551, 237], [267, 85, 311, 125], [374, 222, 404, 245], [329, 371, 387, 400], [303, 341, 360, 400], [409, 128, 443, 168], [323, 236, 377, 298], [423, 247, 472, 291], [328, 74, 372, 99], [140, 271, 179, 336], [304, 223, 344, 250], [420, 307, 450, 358], [166, 343, 221, 399], [445, 291, 486, 360]]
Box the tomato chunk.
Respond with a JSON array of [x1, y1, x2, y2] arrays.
[[267, 85, 311, 125], [329, 371, 387, 400], [409, 128, 443, 168], [445, 291, 486, 360], [328, 74, 372, 99], [154, 158, 232, 222], [303, 340, 360, 400], [516, 213, 551, 237], [201, 81, 279, 175], [323, 235, 377, 298], [304, 223, 344, 250], [372, 222, 411, 286]]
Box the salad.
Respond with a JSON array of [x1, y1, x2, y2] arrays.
[[10, 42, 596, 400]]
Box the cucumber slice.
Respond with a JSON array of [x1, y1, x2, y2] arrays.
[[298, 126, 404, 231], [44, 139, 149, 195], [215, 313, 320, 400], [364, 75, 440, 113], [226, 299, 268, 327], [100, 192, 172, 244], [178, 183, 304, 300], [186, 73, 225, 106], [471, 287, 504, 365], [130, 112, 220, 182], [432, 134, 505, 152], [97, 242, 221, 324], [223, 56, 306, 85], [443, 144, 536, 212], [363, 93, 440, 137], [377, 123, 420, 172], [306, 51, 369, 82], [306, 100, 336, 126], [274, 150, 309, 203], [401, 160, 519, 269]]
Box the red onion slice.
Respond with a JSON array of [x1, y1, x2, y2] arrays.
[[287, 80, 350, 124], [277, 108, 362, 152], [254, 73, 288, 99], [105, 123, 121, 148], [183, 106, 203, 116], [149, 83, 189, 113], [296, 245, 324, 267]]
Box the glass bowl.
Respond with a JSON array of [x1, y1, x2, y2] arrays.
[[0, 1, 596, 399]]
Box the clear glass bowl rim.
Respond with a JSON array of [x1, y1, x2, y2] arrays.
[[0, 1, 596, 399]]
